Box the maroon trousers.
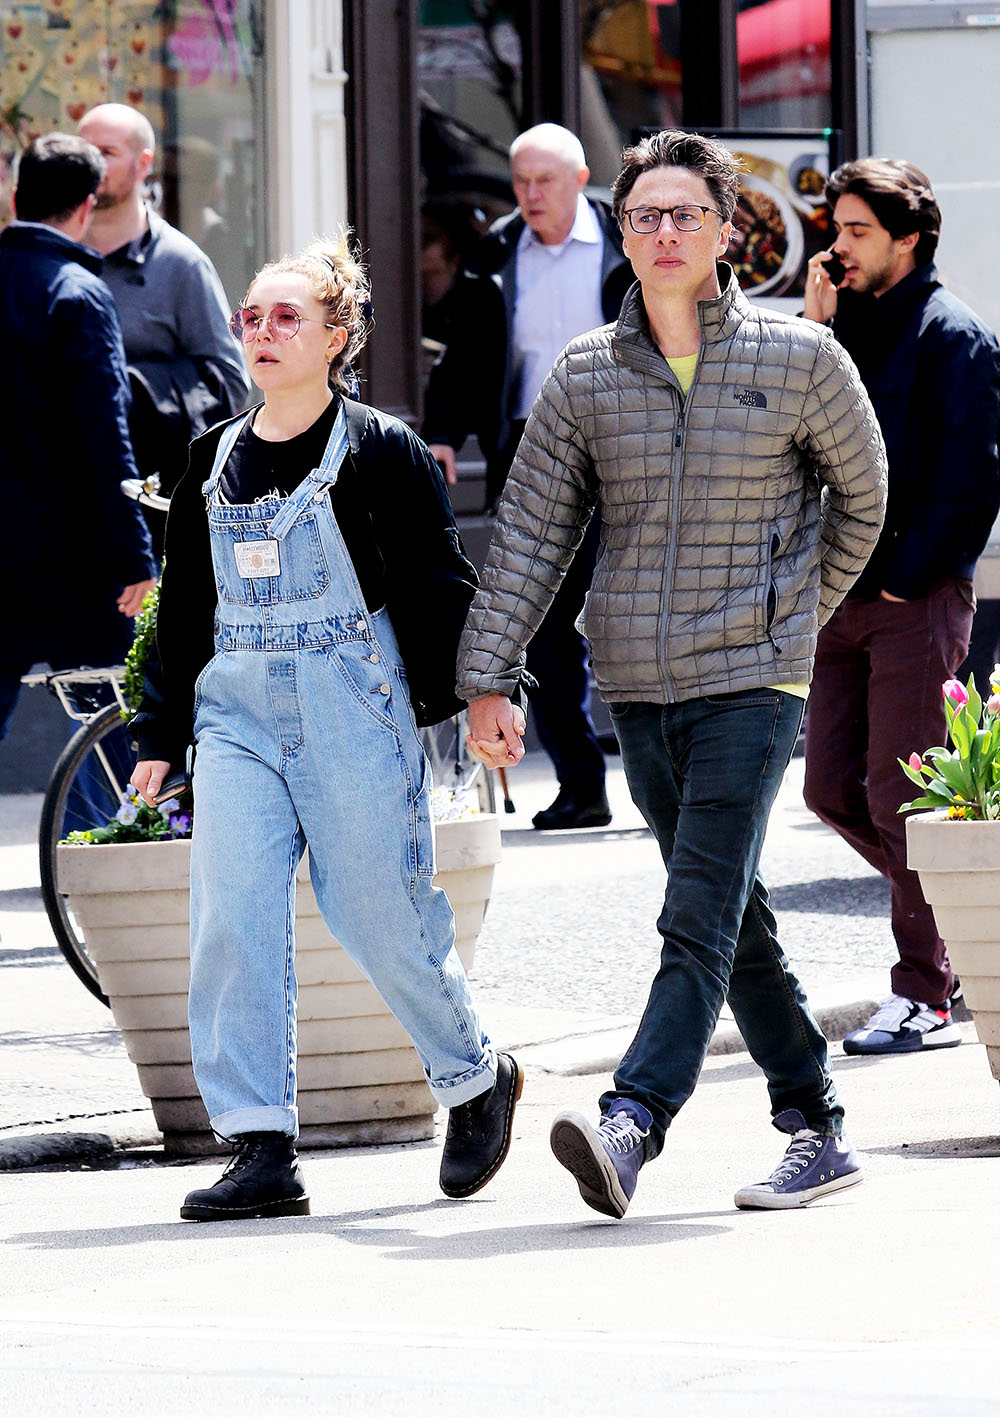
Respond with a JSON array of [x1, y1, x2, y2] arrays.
[[803, 580, 975, 1007]]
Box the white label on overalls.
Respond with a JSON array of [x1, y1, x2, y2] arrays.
[[234, 539, 281, 578]]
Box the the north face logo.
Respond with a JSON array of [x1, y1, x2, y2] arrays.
[[735, 388, 767, 409]]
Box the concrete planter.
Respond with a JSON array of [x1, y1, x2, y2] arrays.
[[56, 814, 502, 1155], [906, 812, 1000, 1085]]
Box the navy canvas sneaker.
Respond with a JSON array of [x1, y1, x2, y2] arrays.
[[734, 1108, 863, 1210], [843, 993, 961, 1055], [550, 1099, 652, 1218]]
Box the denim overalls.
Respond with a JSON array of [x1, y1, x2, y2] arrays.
[[188, 404, 495, 1140]]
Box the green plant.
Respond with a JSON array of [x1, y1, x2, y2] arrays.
[[62, 788, 192, 846], [120, 583, 161, 719], [899, 667, 1000, 822]]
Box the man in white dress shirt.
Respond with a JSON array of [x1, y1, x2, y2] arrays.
[[423, 124, 633, 829]]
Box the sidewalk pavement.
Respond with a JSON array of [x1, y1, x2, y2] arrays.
[[0, 754, 960, 1172]]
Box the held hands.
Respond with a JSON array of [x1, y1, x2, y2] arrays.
[[803, 250, 842, 325], [131, 759, 170, 807], [466, 693, 526, 770]]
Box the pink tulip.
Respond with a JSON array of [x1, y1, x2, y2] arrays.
[[942, 679, 969, 706], [988, 692, 1000, 716], [908, 752, 923, 771]]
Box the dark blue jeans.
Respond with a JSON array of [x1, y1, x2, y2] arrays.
[[603, 690, 842, 1157], [525, 513, 606, 798]]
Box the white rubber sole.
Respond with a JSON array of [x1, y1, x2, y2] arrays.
[[550, 1110, 630, 1219], [734, 1167, 863, 1210]]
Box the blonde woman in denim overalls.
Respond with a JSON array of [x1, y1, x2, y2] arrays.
[[132, 234, 523, 1220]]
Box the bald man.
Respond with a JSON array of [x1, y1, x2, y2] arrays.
[[78, 104, 248, 518], [423, 123, 634, 830]]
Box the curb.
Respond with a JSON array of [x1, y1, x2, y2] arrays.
[[515, 996, 882, 1078], [0, 1114, 160, 1172], [0, 994, 919, 1171]]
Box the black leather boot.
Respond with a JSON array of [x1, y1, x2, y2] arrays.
[[439, 1052, 523, 1198], [180, 1132, 310, 1221]]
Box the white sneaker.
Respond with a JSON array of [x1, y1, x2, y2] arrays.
[[843, 994, 960, 1055]]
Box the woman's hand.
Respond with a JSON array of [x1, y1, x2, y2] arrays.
[[466, 694, 526, 769], [131, 759, 171, 807]]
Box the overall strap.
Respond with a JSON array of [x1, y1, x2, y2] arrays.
[[202, 412, 253, 498], [267, 402, 350, 541]]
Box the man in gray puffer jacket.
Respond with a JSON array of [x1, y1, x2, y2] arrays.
[[456, 130, 887, 1219]]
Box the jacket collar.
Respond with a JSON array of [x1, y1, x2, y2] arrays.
[[105, 206, 165, 267], [872, 261, 940, 317], [0, 220, 104, 275], [612, 261, 748, 368]]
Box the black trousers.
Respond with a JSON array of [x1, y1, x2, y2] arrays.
[[494, 421, 606, 798]]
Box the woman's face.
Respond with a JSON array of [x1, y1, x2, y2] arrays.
[[238, 271, 347, 394]]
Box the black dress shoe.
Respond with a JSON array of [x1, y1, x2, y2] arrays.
[[532, 787, 612, 831], [439, 1052, 523, 1198], [180, 1131, 310, 1221]]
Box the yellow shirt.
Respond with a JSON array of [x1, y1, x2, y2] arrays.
[[664, 354, 808, 702]]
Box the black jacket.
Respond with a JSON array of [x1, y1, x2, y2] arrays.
[[421, 199, 634, 466], [134, 397, 488, 769], [0, 222, 156, 664], [832, 263, 1000, 600]]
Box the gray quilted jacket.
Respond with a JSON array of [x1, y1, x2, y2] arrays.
[[456, 265, 887, 705]]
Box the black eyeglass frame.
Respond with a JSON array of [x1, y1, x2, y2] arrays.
[[622, 204, 725, 235]]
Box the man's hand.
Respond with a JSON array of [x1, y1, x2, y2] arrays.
[[466, 693, 526, 769], [880, 590, 907, 602], [118, 577, 158, 617], [428, 443, 458, 486], [131, 759, 170, 807], [803, 250, 841, 325]]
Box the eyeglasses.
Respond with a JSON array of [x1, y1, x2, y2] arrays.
[[229, 303, 338, 343], [623, 205, 723, 235]]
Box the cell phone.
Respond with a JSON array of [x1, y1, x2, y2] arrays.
[[823, 248, 846, 287], [153, 770, 190, 805], [152, 745, 194, 805]]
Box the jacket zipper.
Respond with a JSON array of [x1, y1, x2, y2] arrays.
[[657, 359, 701, 700]]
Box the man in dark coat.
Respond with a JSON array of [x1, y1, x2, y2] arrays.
[[0, 133, 157, 743], [423, 123, 634, 830], [803, 157, 1000, 1055]]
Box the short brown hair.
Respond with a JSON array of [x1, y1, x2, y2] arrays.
[[825, 158, 940, 265], [612, 129, 742, 227]]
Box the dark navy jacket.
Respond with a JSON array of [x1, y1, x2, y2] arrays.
[[421, 199, 634, 472], [832, 263, 1000, 601], [0, 222, 156, 663]]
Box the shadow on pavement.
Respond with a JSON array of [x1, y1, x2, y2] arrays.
[[7, 1204, 734, 1257]]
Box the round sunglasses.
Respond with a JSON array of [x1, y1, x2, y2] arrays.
[[229, 302, 338, 343]]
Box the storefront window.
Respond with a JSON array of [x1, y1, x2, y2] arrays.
[[737, 0, 831, 129], [417, 2, 520, 380], [0, 0, 263, 305], [580, 0, 682, 187]]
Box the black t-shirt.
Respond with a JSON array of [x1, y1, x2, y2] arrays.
[[220, 399, 339, 506]]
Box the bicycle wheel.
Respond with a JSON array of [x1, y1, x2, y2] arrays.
[[38, 702, 135, 1005], [421, 711, 496, 816]]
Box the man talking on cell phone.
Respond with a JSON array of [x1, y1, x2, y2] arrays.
[[803, 158, 1000, 1058]]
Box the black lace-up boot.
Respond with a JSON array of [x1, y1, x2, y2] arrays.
[[439, 1052, 523, 1198], [180, 1132, 310, 1221]]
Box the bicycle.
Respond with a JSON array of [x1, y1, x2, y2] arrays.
[[25, 664, 133, 1005]]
